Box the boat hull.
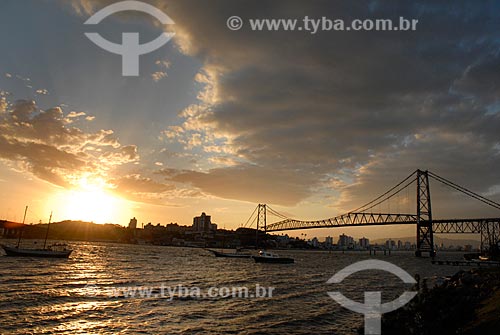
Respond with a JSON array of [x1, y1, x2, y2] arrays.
[[208, 249, 252, 258], [463, 252, 481, 261], [1, 245, 72, 258], [252, 256, 294, 264]]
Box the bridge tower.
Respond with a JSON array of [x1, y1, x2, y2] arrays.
[[416, 170, 435, 257], [481, 221, 500, 253], [255, 204, 267, 248], [257, 204, 267, 233]]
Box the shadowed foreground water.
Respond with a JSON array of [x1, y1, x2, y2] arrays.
[[0, 241, 471, 334]]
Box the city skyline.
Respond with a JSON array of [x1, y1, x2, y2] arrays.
[[1, 1, 500, 241]]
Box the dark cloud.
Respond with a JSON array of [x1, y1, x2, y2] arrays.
[[110, 174, 175, 194], [0, 135, 86, 187], [160, 164, 317, 206], [452, 52, 500, 103], [164, 0, 500, 210], [69, 1, 500, 212]]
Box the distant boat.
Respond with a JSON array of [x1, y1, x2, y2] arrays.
[[252, 250, 294, 264], [463, 252, 481, 261], [207, 249, 252, 258], [1, 210, 73, 259], [1, 244, 72, 258]]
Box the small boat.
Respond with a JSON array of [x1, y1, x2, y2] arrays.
[[463, 253, 481, 261], [207, 249, 252, 258], [1, 210, 73, 259], [464, 253, 492, 261], [1, 244, 72, 258], [252, 250, 294, 264]]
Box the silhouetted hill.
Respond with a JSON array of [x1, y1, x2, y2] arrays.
[[21, 220, 128, 242]]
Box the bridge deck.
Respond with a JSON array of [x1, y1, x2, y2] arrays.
[[266, 213, 500, 234]]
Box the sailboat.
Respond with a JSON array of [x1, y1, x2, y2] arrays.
[[1, 209, 73, 258], [206, 232, 252, 258]]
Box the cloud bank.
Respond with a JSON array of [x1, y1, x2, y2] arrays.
[[50, 1, 500, 214], [0, 99, 138, 188]]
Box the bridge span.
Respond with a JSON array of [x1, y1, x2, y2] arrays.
[[244, 170, 500, 257]]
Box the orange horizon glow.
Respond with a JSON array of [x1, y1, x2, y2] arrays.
[[45, 176, 134, 224]]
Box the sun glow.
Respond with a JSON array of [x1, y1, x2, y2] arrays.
[[51, 177, 130, 224]]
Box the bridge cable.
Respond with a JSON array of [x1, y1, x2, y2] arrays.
[[351, 171, 418, 213], [266, 172, 418, 230], [242, 205, 258, 228], [428, 172, 500, 211], [266, 206, 289, 220], [359, 177, 416, 213]]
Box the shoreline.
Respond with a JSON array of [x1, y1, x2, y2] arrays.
[[377, 267, 500, 334]]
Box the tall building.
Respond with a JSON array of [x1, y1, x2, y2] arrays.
[[128, 217, 137, 229], [325, 236, 334, 247], [386, 239, 396, 250], [338, 234, 354, 248], [359, 237, 370, 249], [193, 212, 213, 232]]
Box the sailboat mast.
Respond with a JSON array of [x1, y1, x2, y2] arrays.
[[42, 211, 53, 249], [16, 206, 28, 248]]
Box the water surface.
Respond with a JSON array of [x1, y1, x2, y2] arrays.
[[0, 241, 469, 334]]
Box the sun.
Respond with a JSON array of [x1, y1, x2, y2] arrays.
[[52, 176, 127, 224]]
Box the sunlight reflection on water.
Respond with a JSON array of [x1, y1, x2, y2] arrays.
[[0, 241, 469, 334]]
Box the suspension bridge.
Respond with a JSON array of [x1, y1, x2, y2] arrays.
[[242, 169, 500, 257]]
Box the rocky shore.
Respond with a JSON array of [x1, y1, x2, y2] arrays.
[[363, 267, 500, 334]]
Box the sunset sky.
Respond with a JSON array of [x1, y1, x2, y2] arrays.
[[1, 1, 499, 239]]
